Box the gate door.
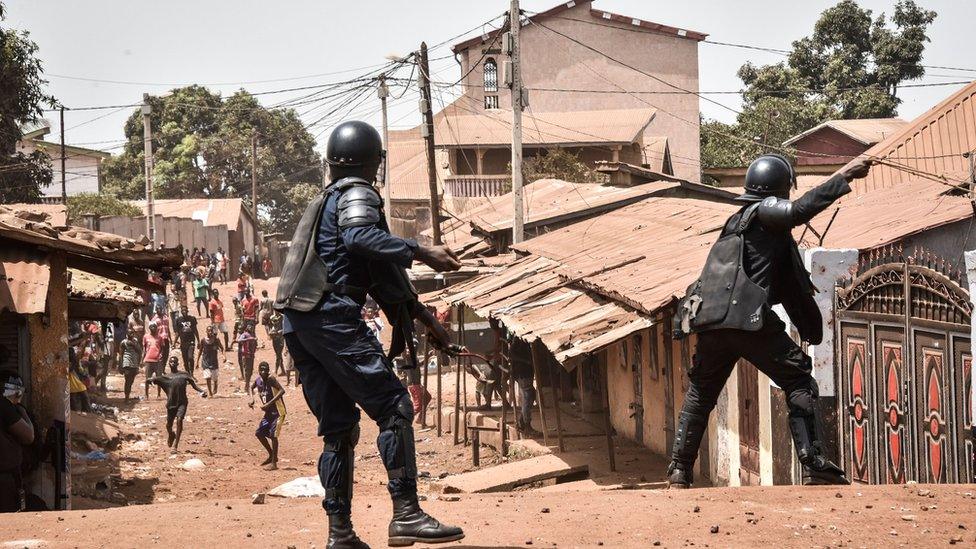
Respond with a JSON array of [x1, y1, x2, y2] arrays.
[[836, 246, 974, 484]]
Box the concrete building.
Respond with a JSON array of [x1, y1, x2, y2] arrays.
[[15, 121, 111, 198], [387, 0, 704, 238], [704, 118, 908, 188], [450, 0, 703, 182]]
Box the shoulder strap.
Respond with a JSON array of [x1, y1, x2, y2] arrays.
[[734, 202, 763, 235]]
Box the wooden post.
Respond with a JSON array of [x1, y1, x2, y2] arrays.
[[250, 133, 258, 243], [507, 362, 522, 440], [59, 106, 67, 203], [420, 344, 430, 428], [499, 378, 509, 457], [141, 94, 156, 248], [509, 0, 525, 244], [547, 354, 566, 453], [453, 305, 463, 445], [577, 363, 585, 415], [417, 42, 442, 244], [530, 340, 551, 447], [436, 349, 443, 437], [462, 353, 469, 445], [595, 356, 616, 472], [377, 74, 392, 228]]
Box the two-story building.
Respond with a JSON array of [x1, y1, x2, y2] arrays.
[[15, 121, 111, 199], [387, 0, 705, 238]]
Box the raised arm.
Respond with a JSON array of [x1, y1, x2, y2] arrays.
[[337, 185, 461, 271], [758, 159, 872, 231]]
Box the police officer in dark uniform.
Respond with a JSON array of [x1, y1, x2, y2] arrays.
[[668, 154, 872, 489], [276, 121, 464, 548]]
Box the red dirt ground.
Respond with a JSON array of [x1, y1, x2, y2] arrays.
[[6, 277, 976, 547]]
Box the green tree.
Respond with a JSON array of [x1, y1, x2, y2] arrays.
[[701, 0, 936, 170], [280, 182, 322, 236], [102, 86, 322, 235], [0, 2, 55, 203], [516, 148, 604, 185], [65, 192, 140, 223]]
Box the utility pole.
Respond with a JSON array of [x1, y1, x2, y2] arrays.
[[378, 74, 392, 228], [59, 106, 67, 203], [418, 42, 442, 245], [141, 94, 156, 249], [508, 0, 525, 244], [251, 132, 259, 246]]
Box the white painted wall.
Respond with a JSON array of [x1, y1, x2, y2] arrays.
[[15, 139, 103, 197]]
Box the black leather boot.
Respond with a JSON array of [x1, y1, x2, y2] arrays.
[[667, 460, 693, 489], [801, 455, 850, 485], [388, 494, 464, 547], [327, 514, 370, 549], [789, 406, 850, 486], [667, 410, 708, 488]]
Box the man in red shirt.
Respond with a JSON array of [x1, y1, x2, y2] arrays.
[[236, 271, 251, 302], [142, 323, 165, 399], [240, 289, 259, 334], [209, 289, 230, 348]]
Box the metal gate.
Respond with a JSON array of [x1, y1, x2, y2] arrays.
[[836, 246, 975, 484]]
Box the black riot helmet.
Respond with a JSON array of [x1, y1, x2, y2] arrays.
[[326, 120, 384, 182], [738, 153, 796, 202]]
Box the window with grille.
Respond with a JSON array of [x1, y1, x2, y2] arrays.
[[483, 58, 498, 92], [484, 95, 499, 109]]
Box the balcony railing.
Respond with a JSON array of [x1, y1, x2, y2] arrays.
[[444, 175, 511, 198]]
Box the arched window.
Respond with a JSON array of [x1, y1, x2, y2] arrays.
[[483, 58, 498, 93]]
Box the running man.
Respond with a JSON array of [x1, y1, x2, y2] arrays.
[[149, 357, 207, 451], [240, 289, 259, 335], [236, 326, 257, 394], [174, 305, 199, 374], [268, 311, 285, 376], [250, 361, 285, 470], [197, 326, 225, 396], [259, 289, 274, 336], [119, 330, 142, 401], [192, 274, 210, 318], [208, 289, 230, 348], [142, 322, 165, 399]]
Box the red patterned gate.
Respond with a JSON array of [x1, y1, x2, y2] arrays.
[[836, 246, 975, 484]]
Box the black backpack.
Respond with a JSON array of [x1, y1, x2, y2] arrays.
[[673, 202, 768, 338]]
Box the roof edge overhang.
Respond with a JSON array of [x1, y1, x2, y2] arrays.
[[451, 0, 706, 54]]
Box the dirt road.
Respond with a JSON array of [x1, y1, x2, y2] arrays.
[[84, 277, 477, 507], [6, 483, 976, 547], [11, 277, 976, 548]]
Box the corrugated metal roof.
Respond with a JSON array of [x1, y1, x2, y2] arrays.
[[0, 205, 181, 271], [68, 268, 143, 306], [129, 198, 252, 229], [836, 80, 976, 194], [424, 255, 652, 368], [512, 195, 739, 315], [0, 246, 51, 315], [431, 179, 679, 246], [798, 176, 974, 251], [435, 108, 656, 148], [784, 118, 908, 147], [3, 203, 67, 226], [466, 179, 676, 235]]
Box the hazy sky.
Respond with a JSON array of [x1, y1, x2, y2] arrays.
[[5, 0, 973, 155]]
